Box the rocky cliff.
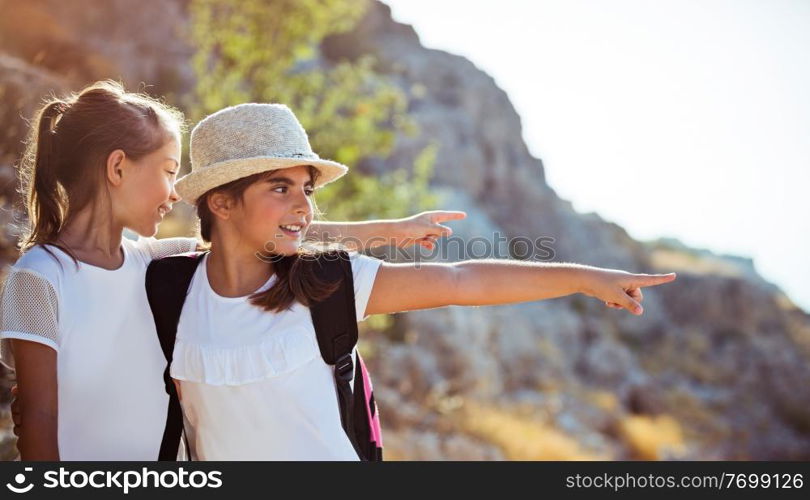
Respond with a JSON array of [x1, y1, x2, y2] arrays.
[[0, 0, 808, 460]]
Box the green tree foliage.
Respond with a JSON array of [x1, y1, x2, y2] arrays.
[[188, 0, 436, 220]]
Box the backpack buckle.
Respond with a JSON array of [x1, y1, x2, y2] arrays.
[[335, 353, 354, 382]]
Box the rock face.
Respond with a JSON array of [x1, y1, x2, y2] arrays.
[[324, 1, 810, 460], [0, 0, 195, 95], [0, 0, 808, 460]]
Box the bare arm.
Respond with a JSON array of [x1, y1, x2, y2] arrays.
[[308, 220, 394, 251], [308, 210, 466, 251], [11, 340, 59, 460], [365, 259, 676, 317]]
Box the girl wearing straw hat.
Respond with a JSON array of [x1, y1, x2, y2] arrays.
[[159, 102, 678, 460], [0, 81, 466, 461]]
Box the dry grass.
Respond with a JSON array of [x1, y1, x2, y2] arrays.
[[615, 414, 685, 460], [456, 401, 606, 460], [586, 390, 619, 413]]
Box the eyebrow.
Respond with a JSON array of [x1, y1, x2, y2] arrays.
[[166, 158, 180, 167], [266, 175, 315, 187]]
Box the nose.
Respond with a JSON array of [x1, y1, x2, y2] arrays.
[[169, 184, 181, 203], [292, 190, 312, 217]]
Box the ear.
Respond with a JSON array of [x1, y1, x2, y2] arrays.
[[207, 191, 234, 220], [105, 149, 127, 187]]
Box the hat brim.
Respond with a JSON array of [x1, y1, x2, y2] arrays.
[[175, 156, 348, 205]]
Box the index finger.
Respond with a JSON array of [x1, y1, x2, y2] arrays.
[[631, 273, 677, 288], [427, 211, 467, 223]]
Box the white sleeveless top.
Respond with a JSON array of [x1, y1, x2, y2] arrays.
[[170, 252, 382, 461], [0, 236, 198, 460]]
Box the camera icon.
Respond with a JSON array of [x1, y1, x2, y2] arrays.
[[6, 467, 34, 494]]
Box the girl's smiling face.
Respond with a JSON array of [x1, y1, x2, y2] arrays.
[[228, 165, 315, 255], [114, 136, 181, 237]]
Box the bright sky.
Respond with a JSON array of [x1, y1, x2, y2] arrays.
[[384, 0, 810, 312]]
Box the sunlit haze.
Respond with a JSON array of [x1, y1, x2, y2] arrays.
[[385, 0, 810, 311]]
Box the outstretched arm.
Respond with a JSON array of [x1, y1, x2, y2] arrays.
[[364, 259, 676, 317], [308, 210, 467, 251]]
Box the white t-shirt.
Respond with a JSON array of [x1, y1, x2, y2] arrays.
[[171, 251, 383, 461], [0, 236, 198, 460]]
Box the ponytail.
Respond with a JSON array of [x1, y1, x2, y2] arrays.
[[22, 100, 69, 252]]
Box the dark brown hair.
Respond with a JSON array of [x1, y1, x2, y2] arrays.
[[196, 167, 341, 313], [18, 80, 185, 260]]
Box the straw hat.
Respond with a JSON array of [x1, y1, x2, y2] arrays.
[[175, 103, 348, 204]]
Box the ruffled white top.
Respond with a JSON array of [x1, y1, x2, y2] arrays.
[[170, 251, 383, 461]]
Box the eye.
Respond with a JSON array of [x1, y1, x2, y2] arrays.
[[272, 185, 288, 193], [166, 170, 178, 176], [304, 187, 315, 196]]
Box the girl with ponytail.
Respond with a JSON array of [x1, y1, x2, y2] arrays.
[[0, 81, 464, 460]]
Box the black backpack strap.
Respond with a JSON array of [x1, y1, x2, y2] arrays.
[[308, 250, 366, 460], [145, 252, 206, 461]]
